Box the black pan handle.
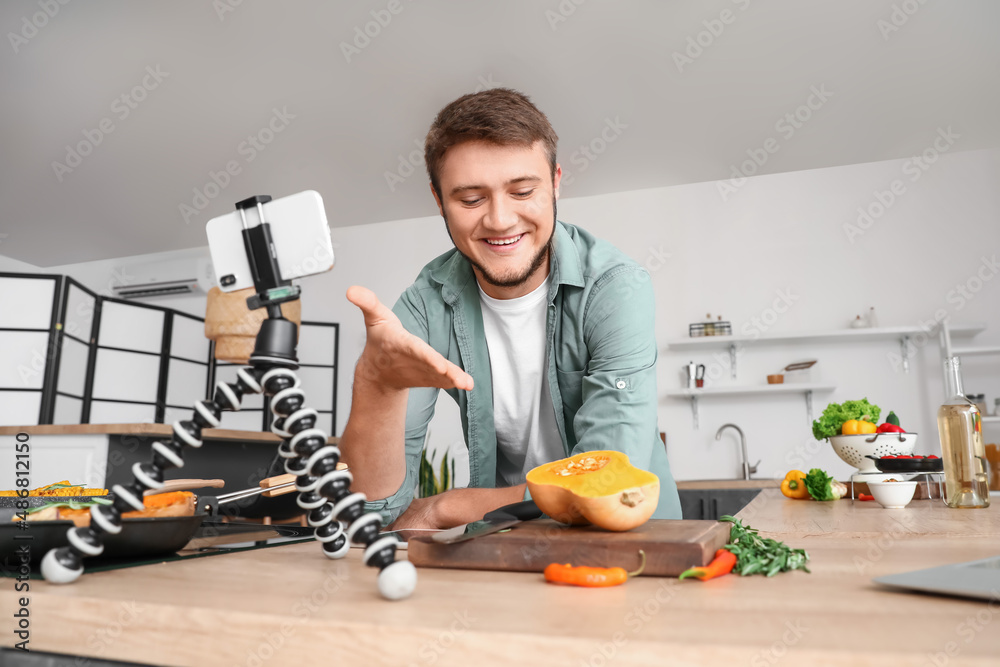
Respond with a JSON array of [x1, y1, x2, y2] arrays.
[[483, 500, 543, 522]]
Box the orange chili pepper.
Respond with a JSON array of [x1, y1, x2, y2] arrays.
[[678, 548, 738, 581], [544, 550, 646, 587]]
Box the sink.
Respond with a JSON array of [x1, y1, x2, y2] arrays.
[[675, 482, 775, 520]]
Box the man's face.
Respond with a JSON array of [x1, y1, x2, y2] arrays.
[[432, 140, 561, 299]]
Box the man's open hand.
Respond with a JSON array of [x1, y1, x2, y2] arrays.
[[346, 286, 474, 392]]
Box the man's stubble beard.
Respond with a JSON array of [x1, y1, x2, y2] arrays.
[[444, 199, 557, 290]]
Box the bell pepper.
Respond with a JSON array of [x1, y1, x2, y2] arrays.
[[877, 423, 906, 434], [781, 470, 810, 499], [842, 419, 877, 435]]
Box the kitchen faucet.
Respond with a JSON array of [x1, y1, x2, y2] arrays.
[[715, 423, 760, 480]]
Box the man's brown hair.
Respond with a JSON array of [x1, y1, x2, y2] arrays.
[[424, 88, 559, 198]]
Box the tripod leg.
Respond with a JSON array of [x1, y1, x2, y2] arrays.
[[257, 366, 417, 601]]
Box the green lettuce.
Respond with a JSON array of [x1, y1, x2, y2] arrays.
[[804, 468, 847, 501], [811, 398, 881, 440]]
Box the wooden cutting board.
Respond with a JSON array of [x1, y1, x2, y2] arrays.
[[407, 519, 730, 576]]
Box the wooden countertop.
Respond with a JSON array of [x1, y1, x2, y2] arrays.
[[3, 490, 998, 666], [0, 424, 339, 444], [676, 479, 781, 490]]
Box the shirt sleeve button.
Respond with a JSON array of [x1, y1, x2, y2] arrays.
[[615, 380, 627, 389]]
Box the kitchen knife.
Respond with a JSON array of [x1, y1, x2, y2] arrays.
[[430, 499, 543, 544]]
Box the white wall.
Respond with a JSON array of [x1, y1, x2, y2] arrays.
[[3, 148, 997, 486], [569, 148, 1000, 483]]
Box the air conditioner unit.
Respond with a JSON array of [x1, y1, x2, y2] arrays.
[[110, 258, 215, 300]]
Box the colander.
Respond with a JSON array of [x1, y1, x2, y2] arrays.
[[830, 432, 918, 472]]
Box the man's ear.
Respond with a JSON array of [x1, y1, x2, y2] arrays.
[[553, 163, 563, 201], [430, 182, 444, 216]]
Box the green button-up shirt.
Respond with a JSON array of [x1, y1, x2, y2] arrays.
[[365, 221, 682, 524]]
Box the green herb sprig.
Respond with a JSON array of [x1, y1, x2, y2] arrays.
[[719, 515, 810, 577]]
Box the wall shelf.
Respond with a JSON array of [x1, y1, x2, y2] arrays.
[[951, 346, 1000, 357], [667, 323, 985, 377], [665, 384, 836, 429], [667, 324, 985, 350]]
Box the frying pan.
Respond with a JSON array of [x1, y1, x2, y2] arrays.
[[0, 511, 207, 563], [865, 455, 944, 473], [0, 475, 302, 565]]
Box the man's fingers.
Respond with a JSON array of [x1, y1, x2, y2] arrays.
[[406, 339, 474, 391], [450, 368, 474, 392], [346, 286, 392, 326]]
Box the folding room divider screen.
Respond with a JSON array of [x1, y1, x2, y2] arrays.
[[0, 272, 338, 435]]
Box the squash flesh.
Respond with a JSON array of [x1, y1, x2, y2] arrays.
[[526, 451, 660, 531]]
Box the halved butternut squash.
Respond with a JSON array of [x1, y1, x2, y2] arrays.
[[526, 451, 659, 531]]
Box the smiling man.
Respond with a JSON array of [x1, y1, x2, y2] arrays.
[[339, 88, 681, 529]]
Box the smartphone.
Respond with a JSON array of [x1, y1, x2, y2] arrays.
[[206, 190, 335, 292]]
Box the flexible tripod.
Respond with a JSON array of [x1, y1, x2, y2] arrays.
[[40, 195, 417, 600]]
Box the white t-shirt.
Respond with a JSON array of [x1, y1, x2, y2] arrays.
[[478, 277, 565, 486]]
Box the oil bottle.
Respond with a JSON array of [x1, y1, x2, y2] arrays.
[[937, 357, 990, 508]]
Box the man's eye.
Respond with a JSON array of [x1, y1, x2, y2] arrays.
[[513, 189, 535, 198], [461, 197, 484, 206]]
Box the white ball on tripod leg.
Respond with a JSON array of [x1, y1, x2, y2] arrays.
[[41, 549, 82, 584], [377, 560, 417, 600]]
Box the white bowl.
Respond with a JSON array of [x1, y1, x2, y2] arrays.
[[829, 432, 918, 471], [867, 480, 918, 509]]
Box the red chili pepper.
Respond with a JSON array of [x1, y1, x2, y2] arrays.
[[858, 493, 875, 501], [544, 550, 647, 587], [678, 548, 738, 581]]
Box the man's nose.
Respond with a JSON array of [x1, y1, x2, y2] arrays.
[[484, 195, 518, 230]]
